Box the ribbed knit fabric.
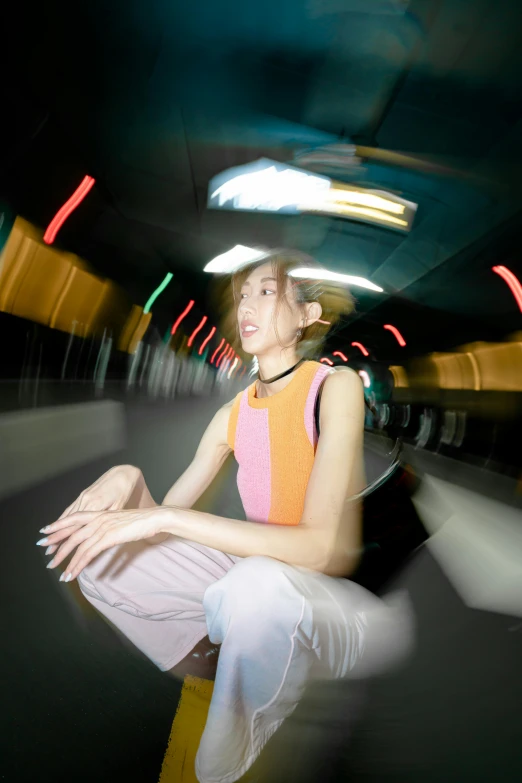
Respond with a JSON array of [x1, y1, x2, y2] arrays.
[[227, 361, 332, 526]]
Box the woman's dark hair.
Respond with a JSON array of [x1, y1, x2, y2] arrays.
[[215, 249, 354, 358]]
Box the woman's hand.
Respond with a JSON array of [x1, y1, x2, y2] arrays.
[[38, 465, 155, 556], [40, 506, 169, 582]]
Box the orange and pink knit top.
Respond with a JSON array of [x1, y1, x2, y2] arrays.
[[227, 360, 332, 527]]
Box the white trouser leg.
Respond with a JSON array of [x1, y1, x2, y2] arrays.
[[195, 556, 414, 783]]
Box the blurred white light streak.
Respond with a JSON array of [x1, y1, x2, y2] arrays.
[[289, 267, 383, 292], [204, 245, 266, 274]]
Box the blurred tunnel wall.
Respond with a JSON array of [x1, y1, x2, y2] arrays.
[[0, 216, 145, 351], [391, 335, 522, 398]]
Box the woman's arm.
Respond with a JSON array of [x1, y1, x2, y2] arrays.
[[46, 371, 365, 580], [158, 369, 365, 576], [40, 404, 233, 553], [161, 401, 233, 508]]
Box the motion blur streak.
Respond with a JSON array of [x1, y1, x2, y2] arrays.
[[392, 335, 522, 394], [199, 326, 217, 355], [187, 316, 208, 348], [492, 265, 522, 312], [210, 338, 225, 364], [171, 300, 195, 335], [384, 323, 407, 347], [143, 273, 174, 314], [352, 342, 369, 356], [333, 350, 348, 361], [43, 176, 95, 245], [0, 217, 130, 343]]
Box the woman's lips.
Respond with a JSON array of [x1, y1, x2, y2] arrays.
[[241, 327, 259, 339]]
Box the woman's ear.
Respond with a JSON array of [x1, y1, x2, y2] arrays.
[[303, 301, 323, 327]]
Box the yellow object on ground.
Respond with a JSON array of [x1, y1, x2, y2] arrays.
[[159, 675, 214, 783]]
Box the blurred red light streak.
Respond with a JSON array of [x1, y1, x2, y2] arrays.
[[492, 265, 522, 312], [210, 338, 225, 364], [320, 357, 334, 365], [188, 316, 208, 347], [216, 344, 230, 368], [171, 300, 195, 335], [351, 342, 369, 356], [43, 175, 95, 245], [384, 324, 406, 347], [333, 351, 348, 361], [199, 326, 217, 355]]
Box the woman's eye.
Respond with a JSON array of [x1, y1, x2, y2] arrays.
[[240, 289, 275, 299]]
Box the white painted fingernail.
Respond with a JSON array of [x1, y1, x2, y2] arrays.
[[47, 559, 55, 569], [40, 527, 50, 533], [64, 573, 72, 583], [45, 545, 53, 555], [36, 537, 48, 546]]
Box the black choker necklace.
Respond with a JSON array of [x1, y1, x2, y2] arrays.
[[258, 358, 305, 384]]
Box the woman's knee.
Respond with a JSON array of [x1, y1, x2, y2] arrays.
[[203, 556, 304, 636], [211, 556, 289, 603]]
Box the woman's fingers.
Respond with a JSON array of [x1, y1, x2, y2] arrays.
[[46, 518, 104, 569], [39, 509, 99, 536], [37, 525, 83, 548], [62, 529, 115, 582]]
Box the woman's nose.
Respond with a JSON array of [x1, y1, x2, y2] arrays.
[[239, 299, 255, 317]]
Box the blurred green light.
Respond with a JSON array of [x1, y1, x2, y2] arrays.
[[144, 273, 173, 314]]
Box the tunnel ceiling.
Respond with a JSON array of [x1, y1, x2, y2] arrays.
[[3, 0, 522, 361]]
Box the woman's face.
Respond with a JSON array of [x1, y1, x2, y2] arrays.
[[237, 262, 301, 356]]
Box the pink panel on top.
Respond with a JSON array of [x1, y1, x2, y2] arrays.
[[234, 390, 272, 523], [304, 366, 333, 447]]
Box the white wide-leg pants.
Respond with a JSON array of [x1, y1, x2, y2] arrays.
[[78, 537, 414, 783]]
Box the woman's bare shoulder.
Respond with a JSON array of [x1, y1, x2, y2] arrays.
[[323, 365, 362, 388], [321, 366, 364, 416]]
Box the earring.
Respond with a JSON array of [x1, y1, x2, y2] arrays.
[[296, 328, 303, 339]]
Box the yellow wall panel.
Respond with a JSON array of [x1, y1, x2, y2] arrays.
[[50, 267, 106, 336], [118, 304, 143, 353], [10, 242, 72, 325], [0, 216, 142, 351]]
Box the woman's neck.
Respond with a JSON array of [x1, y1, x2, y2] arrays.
[[255, 352, 302, 398]]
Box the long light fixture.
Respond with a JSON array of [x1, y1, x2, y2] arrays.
[[333, 351, 348, 361], [204, 245, 267, 274], [208, 158, 417, 233], [289, 267, 383, 293]]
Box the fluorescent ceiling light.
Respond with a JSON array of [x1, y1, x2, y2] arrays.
[[203, 245, 267, 274], [289, 267, 384, 293], [204, 248, 384, 292], [208, 159, 417, 233], [211, 165, 330, 212]]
